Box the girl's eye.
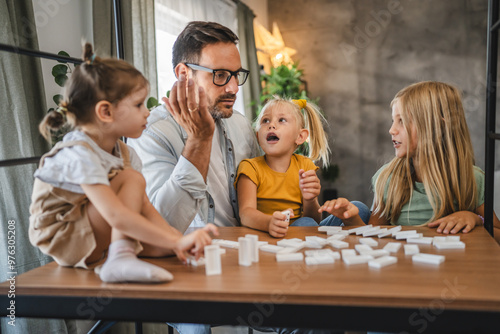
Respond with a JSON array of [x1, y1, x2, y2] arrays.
[[279, 118, 286, 123], [261, 118, 269, 124], [137, 103, 143, 108]]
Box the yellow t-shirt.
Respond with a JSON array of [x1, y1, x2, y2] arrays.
[[235, 154, 318, 222]]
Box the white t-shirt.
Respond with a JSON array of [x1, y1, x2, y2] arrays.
[[207, 126, 238, 227], [35, 130, 142, 194]]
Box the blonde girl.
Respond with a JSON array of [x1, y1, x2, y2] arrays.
[[30, 43, 217, 283], [236, 97, 364, 238], [321, 81, 500, 241]]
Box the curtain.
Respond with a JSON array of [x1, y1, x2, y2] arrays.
[[92, 0, 158, 99], [237, 1, 261, 121], [0, 1, 66, 333]]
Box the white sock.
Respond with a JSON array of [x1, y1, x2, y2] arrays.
[[98, 239, 174, 283]]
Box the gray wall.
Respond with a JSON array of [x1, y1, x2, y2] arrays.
[[269, 0, 499, 206]]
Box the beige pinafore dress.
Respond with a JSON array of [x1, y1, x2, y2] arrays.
[[29, 140, 131, 268]]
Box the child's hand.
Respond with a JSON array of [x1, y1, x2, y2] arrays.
[[319, 198, 359, 220], [299, 169, 321, 202], [174, 223, 219, 263], [428, 211, 480, 234], [269, 210, 293, 238]]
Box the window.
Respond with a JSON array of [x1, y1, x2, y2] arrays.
[[154, 0, 245, 114]]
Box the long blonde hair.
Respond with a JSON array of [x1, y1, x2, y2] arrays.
[[256, 97, 330, 168], [373, 81, 477, 224]]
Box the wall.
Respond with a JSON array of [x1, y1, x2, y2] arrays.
[[268, 0, 499, 206], [32, 0, 93, 111]]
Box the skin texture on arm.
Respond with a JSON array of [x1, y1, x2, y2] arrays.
[[299, 169, 321, 223], [237, 174, 290, 238]]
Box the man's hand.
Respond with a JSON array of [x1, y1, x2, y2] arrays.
[[163, 74, 215, 143]]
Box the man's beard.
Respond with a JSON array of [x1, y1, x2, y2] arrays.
[[209, 93, 236, 120]]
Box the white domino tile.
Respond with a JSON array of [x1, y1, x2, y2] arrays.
[[318, 226, 342, 233], [383, 242, 402, 253], [343, 254, 374, 265], [260, 244, 285, 253], [406, 237, 433, 245], [362, 227, 381, 237], [366, 249, 390, 258], [355, 244, 374, 255], [348, 225, 373, 235], [359, 238, 379, 247], [205, 245, 222, 275], [341, 249, 357, 258], [388, 225, 402, 235], [434, 241, 465, 250], [412, 253, 445, 265], [368, 256, 397, 269], [276, 252, 304, 262], [305, 255, 335, 265], [404, 244, 420, 255], [245, 234, 259, 263], [238, 237, 252, 267], [329, 240, 349, 249], [212, 239, 239, 249]]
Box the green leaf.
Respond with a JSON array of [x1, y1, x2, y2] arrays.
[[53, 94, 63, 105], [52, 64, 68, 77], [57, 51, 70, 63], [146, 97, 160, 110], [54, 74, 68, 87], [166, 90, 170, 98]]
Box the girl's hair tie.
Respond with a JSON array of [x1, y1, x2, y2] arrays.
[[87, 54, 96, 64], [292, 99, 307, 109], [56, 105, 68, 116]]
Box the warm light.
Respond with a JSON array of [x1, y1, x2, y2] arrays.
[[254, 22, 297, 71]]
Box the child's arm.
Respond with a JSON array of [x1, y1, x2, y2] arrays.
[[319, 198, 366, 226], [82, 183, 216, 261], [299, 169, 321, 223], [428, 205, 500, 241], [140, 197, 219, 259], [237, 175, 290, 238]]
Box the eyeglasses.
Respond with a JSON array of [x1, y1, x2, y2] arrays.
[[185, 63, 250, 86]]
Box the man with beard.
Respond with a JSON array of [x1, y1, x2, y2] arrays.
[[129, 21, 260, 234], [130, 21, 342, 334]]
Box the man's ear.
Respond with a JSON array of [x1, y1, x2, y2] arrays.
[[174, 63, 190, 79], [95, 100, 113, 123], [295, 128, 309, 146]]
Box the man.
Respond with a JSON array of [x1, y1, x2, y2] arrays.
[[131, 21, 345, 334], [129, 21, 260, 234]]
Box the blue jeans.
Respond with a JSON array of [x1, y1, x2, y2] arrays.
[[289, 201, 370, 227]]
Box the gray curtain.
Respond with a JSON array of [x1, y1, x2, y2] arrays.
[[237, 1, 261, 121], [0, 1, 67, 333], [93, 0, 158, 99]]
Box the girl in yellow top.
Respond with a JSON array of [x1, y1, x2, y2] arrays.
[[235, 97, 369, 238]]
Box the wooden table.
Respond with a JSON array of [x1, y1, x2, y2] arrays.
[[2, 226, 500, 333]]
